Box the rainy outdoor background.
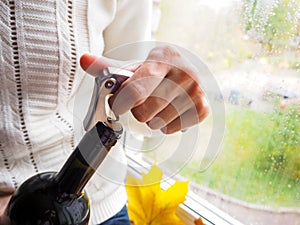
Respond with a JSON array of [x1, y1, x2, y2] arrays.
[[146, 0, 300, 224]]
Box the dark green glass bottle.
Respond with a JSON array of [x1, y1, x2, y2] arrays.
[[6, 121, 122, 225]]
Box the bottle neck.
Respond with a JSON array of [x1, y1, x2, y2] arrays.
[[54, 122, 121, 196]]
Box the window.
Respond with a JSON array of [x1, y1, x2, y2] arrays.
[[127, 0, 300, 224]]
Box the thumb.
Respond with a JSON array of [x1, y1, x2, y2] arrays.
[[80, 54, 111, 76], [80, 54, 141, 77]]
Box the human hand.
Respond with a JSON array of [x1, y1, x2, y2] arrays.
[[0, 193, 12, 225], [80, 45, 209, 134]]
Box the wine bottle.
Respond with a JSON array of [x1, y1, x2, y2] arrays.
[[6, 121, 122, 225]]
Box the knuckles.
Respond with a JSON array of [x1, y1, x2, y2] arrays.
[[148, 45, 181, 61], [131, 105, 149, 123], [139, 63, 163, 78], [195, 98, 210, 122], [118, 45, 209, 133]]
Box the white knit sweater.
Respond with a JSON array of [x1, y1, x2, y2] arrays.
[[0, 0, 151, 223]]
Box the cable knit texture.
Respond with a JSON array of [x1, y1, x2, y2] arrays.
[[0, 0, 151, 223]]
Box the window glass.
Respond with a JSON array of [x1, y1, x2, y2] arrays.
[[143, 0, 300, 224]]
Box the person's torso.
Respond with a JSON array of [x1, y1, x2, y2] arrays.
[[0, 0, 116, 189]]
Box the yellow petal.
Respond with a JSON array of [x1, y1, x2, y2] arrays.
[[142, 164, 163, 186], [126, 177, 147, 223], [150, 205, 184, 224], [126, 164, 189, 225], [158, 181, 189, 209]]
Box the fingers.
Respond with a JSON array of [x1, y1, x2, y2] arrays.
[[80, 54, 109, 76], [0, 193, 12, 225], [109, 61, 172, 115], [80, 45, 210, 134], [121, 64, 209, 134], [126, 45, 208, 134], [145, 79, 209, 134], [130, 71, 193, 122], [159, 97, 209, 134], [80, 54, 131, 76]]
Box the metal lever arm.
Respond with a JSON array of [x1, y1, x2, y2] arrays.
[[83, 67, 133, 132]]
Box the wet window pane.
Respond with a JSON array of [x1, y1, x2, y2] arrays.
[[150, 0, 300, 224]]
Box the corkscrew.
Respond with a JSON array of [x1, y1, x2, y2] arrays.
[[83, 67, 134, 132]]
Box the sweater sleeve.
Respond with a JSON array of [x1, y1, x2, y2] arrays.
[[103, 0, 152, 54]]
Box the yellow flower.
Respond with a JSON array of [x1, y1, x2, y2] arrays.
[[126, 164, 189, 225]]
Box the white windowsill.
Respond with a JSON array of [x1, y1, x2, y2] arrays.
[[126, 152, 245, 225]]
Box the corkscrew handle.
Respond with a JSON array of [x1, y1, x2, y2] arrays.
[[83, 67, 134, 132]]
